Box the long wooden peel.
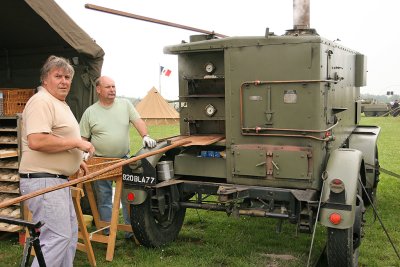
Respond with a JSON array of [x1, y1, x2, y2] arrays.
[[85, 4, 228, 38], [0, 140, 191, 209]]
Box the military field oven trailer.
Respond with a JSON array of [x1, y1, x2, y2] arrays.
[[0, 0, 104, 120], [122, 1, 380, 266], [361, 99, 390, 117]]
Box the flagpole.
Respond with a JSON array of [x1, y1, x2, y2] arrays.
[[159, 64, 162, 96]]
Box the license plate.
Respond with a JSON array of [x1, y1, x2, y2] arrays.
[[122, 173, 156, 186]]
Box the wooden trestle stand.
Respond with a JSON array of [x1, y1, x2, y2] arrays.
[[71, 185, 96, 266], [72, 157, 132, 264]]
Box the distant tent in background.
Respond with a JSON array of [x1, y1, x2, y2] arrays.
[[135, 87, 179, 125]]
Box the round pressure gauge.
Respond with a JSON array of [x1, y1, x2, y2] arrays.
[[205, 62, 216, 74], [205, 104, 217, 117]]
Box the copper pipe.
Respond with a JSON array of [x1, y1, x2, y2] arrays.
[[0, 140, 191, 209], [242, 121, 339, 134], [242, 79, 335, 86], [85, 4, 228, 38], [242, 132, 332, 142]]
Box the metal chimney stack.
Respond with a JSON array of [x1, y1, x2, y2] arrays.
[[285, 0, 317, 36], [293, 0, 310, 30]]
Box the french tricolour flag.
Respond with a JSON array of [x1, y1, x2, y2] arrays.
[[160, 66, 172, 77]]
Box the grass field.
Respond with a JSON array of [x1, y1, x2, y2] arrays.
[[358, 117, 400, 266], [0, 118, 399, 266]]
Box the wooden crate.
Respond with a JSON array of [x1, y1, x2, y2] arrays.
[[70, 157, 123, 180], [0, 88, 35, 116]]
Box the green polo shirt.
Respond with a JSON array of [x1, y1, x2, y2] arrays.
[[79, 98, 140, 157]]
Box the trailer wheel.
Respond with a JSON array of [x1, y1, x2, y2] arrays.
[[363, 111, 373, 117], [129, 191, 186, 247], [326, 227, 358, 267], [364, 146, 379, 205], [326, 193, 363, 267]]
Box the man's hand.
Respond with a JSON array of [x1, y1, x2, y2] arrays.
[[79, 161, 89, 176], [77, 140, 95, 157], [142, 135, 156, 148]]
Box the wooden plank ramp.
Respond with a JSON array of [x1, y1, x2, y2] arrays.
[[168, 135, 225, 146]]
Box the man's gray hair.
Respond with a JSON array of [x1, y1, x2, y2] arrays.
[[40, 55, 75, 84]]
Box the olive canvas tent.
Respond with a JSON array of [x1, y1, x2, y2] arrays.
[[0, 0, 105, 119], [135, 87, 179, 125]]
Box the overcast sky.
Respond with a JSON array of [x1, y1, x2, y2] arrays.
[[55, 0, 400, 100]]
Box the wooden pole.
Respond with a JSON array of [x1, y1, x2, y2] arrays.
[[85, 4, 228, 38], [0, 140, 190, 209]]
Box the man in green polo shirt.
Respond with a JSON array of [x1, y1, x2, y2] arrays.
[[80, 76, 156, 238]]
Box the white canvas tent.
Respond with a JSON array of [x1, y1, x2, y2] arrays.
[[135, 87, 179, 125]]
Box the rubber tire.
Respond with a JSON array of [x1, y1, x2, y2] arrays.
[[364, 147, 379, 206], [327, 227, 358, 267], [353, 195, 364, 249], [364, 187, 377, 206], [363, 111, 374, 117], [326, 192, 363, 267], [130, 194, 186, 247]]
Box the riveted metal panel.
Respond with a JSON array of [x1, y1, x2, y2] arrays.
[[272, 150, 310, 179], [242, 85, 269, 127], [233, 148, 266, 177]]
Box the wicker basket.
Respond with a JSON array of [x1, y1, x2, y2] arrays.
[[0, 89, 35, 116], [70, 157, 123, 180]]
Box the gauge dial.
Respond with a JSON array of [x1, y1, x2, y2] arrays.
[[205, 104, 217, 117], [205, 62, 216, 74]]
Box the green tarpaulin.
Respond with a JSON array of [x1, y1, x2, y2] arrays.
[[0, 0, 105, 119]]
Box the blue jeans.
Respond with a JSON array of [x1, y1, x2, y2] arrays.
[[93, 179, 132, 238]]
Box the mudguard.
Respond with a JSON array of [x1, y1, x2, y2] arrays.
[[133, 141, 170, 167], [122, 141, 169, 205], [122, 188, 148, 205], [349, 126, 380, 190], [320, 148, 363, 229]]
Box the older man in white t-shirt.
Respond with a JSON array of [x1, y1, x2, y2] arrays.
[[19, 55, 95, 267]]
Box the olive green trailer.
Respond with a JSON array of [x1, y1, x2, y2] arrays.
[[122, 2, 380, 267]]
